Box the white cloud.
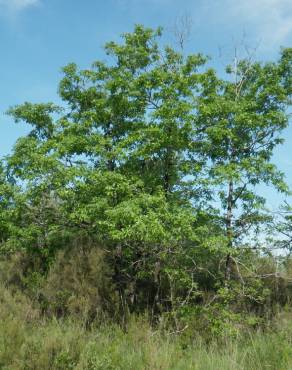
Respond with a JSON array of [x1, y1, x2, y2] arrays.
[[118, 0, 292, 48], [0, 0, 39, 13], [223, 0, 292, 46]]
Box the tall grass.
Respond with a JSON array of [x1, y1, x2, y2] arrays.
[[0, 284, 291, 370]]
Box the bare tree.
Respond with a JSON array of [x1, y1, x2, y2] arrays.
[[171, 14, 193, 51]]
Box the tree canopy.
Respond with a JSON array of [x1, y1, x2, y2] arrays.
[[1, 25, 291, 331]]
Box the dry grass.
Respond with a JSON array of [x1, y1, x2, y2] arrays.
[[0, 284, 291, 370]]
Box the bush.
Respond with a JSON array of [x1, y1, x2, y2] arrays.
[[40, 246, 119, 323]]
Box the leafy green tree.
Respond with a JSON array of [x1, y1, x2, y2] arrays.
[[196, 48, 292, 281], [0, 161, 14, 246], [3, 25, 291, 326], [7, 26, 215, 315]]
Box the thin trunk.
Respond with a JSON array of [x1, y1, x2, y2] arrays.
[[104, 122, 116, 171], [225, 180, 234, 282], [163, 149, 174, 198], [163, 167, 170, 196]]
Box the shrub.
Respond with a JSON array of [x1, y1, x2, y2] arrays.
[[41, 246, 119, 323]]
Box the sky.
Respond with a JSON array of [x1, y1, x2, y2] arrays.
[[0, 0, 291, 209]]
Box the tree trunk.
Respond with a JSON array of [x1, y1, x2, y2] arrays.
[[225, 180, 234, 282], [163, 148, 175, 198]]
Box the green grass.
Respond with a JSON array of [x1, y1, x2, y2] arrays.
[[0, 284, 291, 369]]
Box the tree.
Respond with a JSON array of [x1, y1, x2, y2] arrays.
[[0, 161, 14, 246], [7, 26, 215, 317], [4, 26, 291, 327], [196, 48, 292, 282]]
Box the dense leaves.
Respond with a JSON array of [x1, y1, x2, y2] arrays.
[[0, 26, 291, 329]]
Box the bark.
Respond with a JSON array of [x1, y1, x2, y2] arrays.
[[225, 180, 234, 282]]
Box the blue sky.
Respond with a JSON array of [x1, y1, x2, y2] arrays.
[[0, 0, 291, 209]]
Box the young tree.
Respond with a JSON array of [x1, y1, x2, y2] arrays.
[[196, 48, 292, 281]]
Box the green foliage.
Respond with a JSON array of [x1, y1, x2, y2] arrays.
[[41, 245, 118, 321], [0, 25, 291, 347], [0, 283, 291, 370]]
